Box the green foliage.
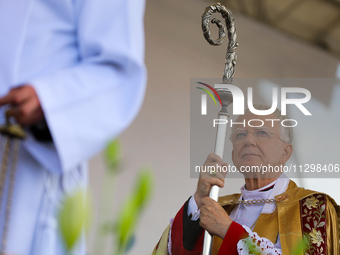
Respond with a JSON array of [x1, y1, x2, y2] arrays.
[[105, 140, 121, 173], [114, 168, 154, 254], [243, 232, 310, 255], [115, 195, 138, 253], [291, 234, 310, 255], [243, 238, 259, 254], [58, 138, 154, 255], [132, 169, 154, 210], [58, 189, 91, 251]]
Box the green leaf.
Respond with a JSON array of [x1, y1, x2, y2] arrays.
[[291, 234, 310, 255], [291, 239, 306, 255], [58, 189, 91, 251], [125, 234, 135, 253], [114, 168, 154, 253], [105, 139, 121, 173], [243, 238, 257, 253], [132, 168, 154, 210], [115, 195, 139, 252]]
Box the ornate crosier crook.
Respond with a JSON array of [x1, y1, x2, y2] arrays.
[[202, 2, 238, 84], [201, 3, 238, 255]]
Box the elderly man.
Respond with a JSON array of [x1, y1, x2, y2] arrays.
[[153, 108, 340, 255]]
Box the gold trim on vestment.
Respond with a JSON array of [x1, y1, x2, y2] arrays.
[[152, 224, 170, 255], [152, 180, 340, 255]]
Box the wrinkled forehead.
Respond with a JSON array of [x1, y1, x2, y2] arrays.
[[231, 113, 281, 133]]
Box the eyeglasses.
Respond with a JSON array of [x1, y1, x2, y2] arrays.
[[230, 128, 285, 144]]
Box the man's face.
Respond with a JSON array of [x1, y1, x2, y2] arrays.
[[231, 113, 292, 173]]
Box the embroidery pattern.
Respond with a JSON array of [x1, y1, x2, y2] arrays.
[[300, 194, 327, 254]]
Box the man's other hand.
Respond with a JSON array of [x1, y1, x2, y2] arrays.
[[199, 197, 232, 239], [0, 85, 43, 126], [194, 153, 228, 208]]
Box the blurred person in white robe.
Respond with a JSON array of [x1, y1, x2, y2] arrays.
[[0, 0, 146, 254]]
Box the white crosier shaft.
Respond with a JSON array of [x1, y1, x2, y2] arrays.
[[202, 114, 229, 255]]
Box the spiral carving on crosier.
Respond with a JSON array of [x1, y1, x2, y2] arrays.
[[202, 2, 238, 84]]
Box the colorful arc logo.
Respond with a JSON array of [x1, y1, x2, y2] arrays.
[[196, 82, 222, 115]]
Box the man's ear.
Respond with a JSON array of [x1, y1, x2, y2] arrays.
[[280, 143, 293, 164]]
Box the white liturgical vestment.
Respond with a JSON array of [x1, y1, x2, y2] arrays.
[[0, 0, 146, 254]]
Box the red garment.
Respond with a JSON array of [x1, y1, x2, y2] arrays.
[[171, 202, 248, 255]]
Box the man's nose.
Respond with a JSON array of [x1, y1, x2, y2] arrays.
[[244, 132, 257, 146]]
